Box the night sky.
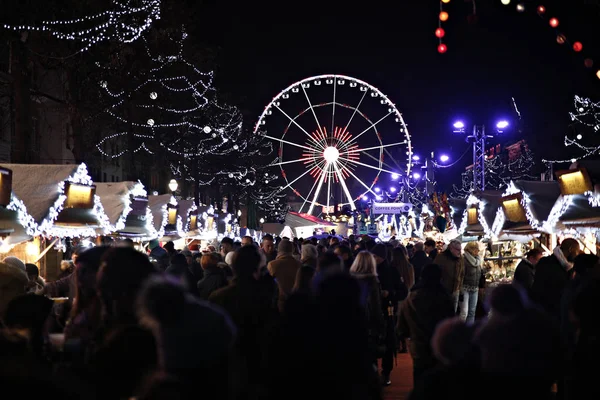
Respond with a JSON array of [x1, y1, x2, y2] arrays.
[[196, 0, 600, 190]]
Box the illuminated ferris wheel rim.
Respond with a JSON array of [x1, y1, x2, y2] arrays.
[[254, 74, 412, 155], [255, 74, 413, 213]]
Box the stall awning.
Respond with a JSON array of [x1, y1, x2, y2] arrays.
[[284, 211, 336, 229]]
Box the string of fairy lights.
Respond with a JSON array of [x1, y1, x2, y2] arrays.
[[1, 0, 161, 53], [500, 1, 599, 80]]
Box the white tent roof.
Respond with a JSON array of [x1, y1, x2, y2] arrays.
[[148, 194, 172, 232], [95, 181, 137, 225], [1, 163, 79, 223]]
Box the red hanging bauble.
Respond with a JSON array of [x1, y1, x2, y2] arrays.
[[549, 18, 559, 28], [573, 42, 583, 52], [435, 28, 445, 38], [437, 43, 448, 54]]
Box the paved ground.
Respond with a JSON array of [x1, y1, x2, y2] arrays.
[[383, 353, 413, 400]]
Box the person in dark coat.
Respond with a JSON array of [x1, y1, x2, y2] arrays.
[[371, 243, 400, 386], [397, 263, 455, 386], [513, 248, 543, 293], [531, 238, 580, 318], [410, 242, 432, 283], [165, 254, 198, 297], [424, 238, 438, 261], [197, 252, 228, 300], [148, 240, 169, 271], [209, 246, 279, 395]]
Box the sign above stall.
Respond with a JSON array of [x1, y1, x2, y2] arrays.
[[372, 202, 412, 214], [64, 182, 95, 209], [0, 167, 12, 207]]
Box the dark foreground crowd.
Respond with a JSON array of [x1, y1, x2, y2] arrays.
[[0, 234, 598, 400]]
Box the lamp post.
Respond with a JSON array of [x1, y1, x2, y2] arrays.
[[453, 120, 508, 192], [168, 179, 178, 194]]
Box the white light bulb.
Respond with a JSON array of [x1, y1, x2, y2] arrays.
[[147, 119, 155, 126], [203, 126, 211, 133], [323, 146, 340, 163], [501, 0, 511, 5], [150, 92, 157, 100], [577, 134, 583, 140]]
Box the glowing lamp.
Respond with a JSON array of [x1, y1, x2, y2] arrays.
[[556, 35, 566, 45], [537, 5, 546, 14], [437, 43, 447, 54], [390, 187, 396, 193], [516, 3, 525, 12], [391, 173, 399, 180], [441, 0, 450, 3], [435, 28, 445, 38], [549, 18, 559, 28], [413, 172, 421, 179], [467, 207, 478, 225], [439, 155, 450, 162], [259, 218, 265, 224], [167, 204, 178, 225], [453, 121, 465, 129], [496, 120, 509, 129], [168, 179, 178, 192], [323, 146, 340, 163], [501, 0, 510, 5], [362, 196, 368, 201], [64, 183, 95, 209], [412, 155, 420, 161], [439, 11, 449, 22], [501, 193, 527, 223], [556, 168, 593, 195], [597, 70, 600, 80], [573, 42, 583, 52], [189, 214, 198, 230]]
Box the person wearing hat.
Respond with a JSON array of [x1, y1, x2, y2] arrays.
[[0, 260, 29, 319], [148, 239, 169, 271]]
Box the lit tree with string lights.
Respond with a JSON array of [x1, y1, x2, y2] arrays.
[[2, 0, 161, 53], [249, 169, 289, 223], [452, 140, 537, 198], [543, 95, 600, 168]]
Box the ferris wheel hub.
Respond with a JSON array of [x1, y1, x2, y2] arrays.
[[323, 146, 340, 163]]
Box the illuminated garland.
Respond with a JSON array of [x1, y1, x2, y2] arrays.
[[155, 196, 184, 239], [6, 194, 38, 236], [249, 168, 288, 222], [113, 181, 148, 232], [2, 0, 161, 53], [457, 194, 494, 239], [585, 191, 600, 207]]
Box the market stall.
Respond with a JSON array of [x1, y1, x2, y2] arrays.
[[456, 191, 503, 240], [95, 181, 156, 240], [283, 211, 336, 238], [148, 194, 184, 242]]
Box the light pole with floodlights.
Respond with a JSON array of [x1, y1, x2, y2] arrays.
[[453, 120, 508, 192]]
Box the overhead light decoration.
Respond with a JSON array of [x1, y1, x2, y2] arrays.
[[457, 194, 494, 239], [1, 0, 161, 53]]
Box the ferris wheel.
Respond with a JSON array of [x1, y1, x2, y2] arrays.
[[254, 74, 413, 215]]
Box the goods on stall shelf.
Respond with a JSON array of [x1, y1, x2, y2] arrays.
[[483, 240, 532, 283]]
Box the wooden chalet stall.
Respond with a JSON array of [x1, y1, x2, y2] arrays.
[[148, 194, 184, 243], [95, 181, 156, 241], [284, 211, 336, 238], [0, 166, 38, 259], [0, 163, 110, 279], [456, 191, 503, 240], [550, 161, 600, 254]]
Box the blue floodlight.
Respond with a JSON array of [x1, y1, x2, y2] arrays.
[[439, 154, 450, 162], [376, 196, 383, 201], [413, 172, 421, 179], [390, 187, 396, 193], [375, 187, 381, 192], [496, 120, 509, 129], [412, 155, 420, 161], [453, 121, 465, 129], [362, 195, 368, 201], [391, 173, 399, 180]]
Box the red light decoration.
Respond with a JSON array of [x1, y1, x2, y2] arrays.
[[573, 42, 583, 52], [439, 11, 449, 22], [556, 34, 566, 45], [537, 5, 546, 14], [438, 43, 447, 54], [549, 18, 559, 28], [584, 59, 594, 68], [435, 28, 445, 38]]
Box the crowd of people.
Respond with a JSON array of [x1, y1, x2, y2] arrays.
[[0, 233, 598, 399]]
